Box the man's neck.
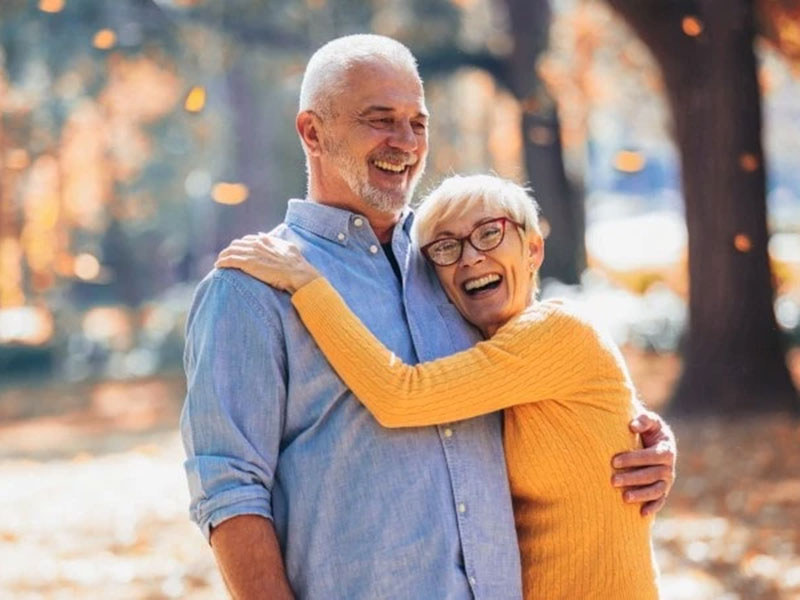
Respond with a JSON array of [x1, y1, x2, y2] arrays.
[[306, 195, 402, 243], [368, 212, 400, 244]]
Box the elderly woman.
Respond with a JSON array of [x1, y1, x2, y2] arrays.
[[216, 174, 660, 599]]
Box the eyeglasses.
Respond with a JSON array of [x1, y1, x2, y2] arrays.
[[421, 217, 524, 267]]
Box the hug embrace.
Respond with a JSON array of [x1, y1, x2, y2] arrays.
[[183, 34, 676, 600]]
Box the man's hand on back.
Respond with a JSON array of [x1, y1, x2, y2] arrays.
[[611, 411, 676, 516]]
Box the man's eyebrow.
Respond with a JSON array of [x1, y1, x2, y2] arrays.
[[359, 105, 429, 119]]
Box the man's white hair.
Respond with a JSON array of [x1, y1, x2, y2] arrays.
[[299, 34, 420, 117]]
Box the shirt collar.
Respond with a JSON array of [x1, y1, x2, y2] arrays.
[[285, 199, 414, 246]]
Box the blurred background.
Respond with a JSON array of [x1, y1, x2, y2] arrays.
[[1, 0, 799, 598]]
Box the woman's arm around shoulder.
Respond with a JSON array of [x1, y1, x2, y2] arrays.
[[291, 284, 615, 427]]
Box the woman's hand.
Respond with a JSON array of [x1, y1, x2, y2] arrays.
[[215, 233, 320, 294]]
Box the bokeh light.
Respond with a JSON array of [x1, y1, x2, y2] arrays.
[[93, 29, 117, 50], [38, 0, 65, 13], [739, 152, 760, 172], [184, 86, 206, 113], [613, 150, 646, 173], [734, 234, 753, 253], [212, 182, 249, 205], [74, 253, 101, 281], [682, 16, 704, 37]]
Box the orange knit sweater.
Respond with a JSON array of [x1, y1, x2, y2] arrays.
[[292, 277, 659, 599]]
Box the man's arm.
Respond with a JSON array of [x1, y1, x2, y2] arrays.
[[211, 515, 294, 600], [181, 271, 291, 593], [612, 411, 677, 516]]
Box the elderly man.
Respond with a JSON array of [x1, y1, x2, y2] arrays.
[[181, 34, 675, 599]]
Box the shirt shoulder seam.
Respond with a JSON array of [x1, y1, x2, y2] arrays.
[[212, 270, 285, 340]]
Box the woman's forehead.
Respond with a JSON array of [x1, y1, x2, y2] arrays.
[[432, 196, 505, 236]]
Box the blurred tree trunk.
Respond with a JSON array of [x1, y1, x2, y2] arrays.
[[504, 0, 585, 284], [214, 57, 280, 250], [608, 0, 797, 414]]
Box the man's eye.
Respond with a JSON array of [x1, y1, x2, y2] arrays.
[[412, 121, 427, 132], [371, 118, 394, 126]]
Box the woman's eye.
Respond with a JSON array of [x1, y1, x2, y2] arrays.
[[432, 240, 459, 256], [480, 227, 501, 240]]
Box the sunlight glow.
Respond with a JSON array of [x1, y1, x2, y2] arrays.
[[6, 149, 30, 171], [734, 234, 752, 253], [38, 0, 65, 13], [613, 150, 646, 173], [212, 182, 249, 205], [184, 86, 206, 113], [74, 253, 101, 281], [0, 306, 54, 345], [739, 153, 759, 172], [682, 16, 703, 37], [93, 29, 117, 50]]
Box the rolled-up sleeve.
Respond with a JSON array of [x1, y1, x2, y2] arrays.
[[180, 270, 287, 541]]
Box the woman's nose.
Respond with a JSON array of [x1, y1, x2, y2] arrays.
[[459, 242, 486, 267]]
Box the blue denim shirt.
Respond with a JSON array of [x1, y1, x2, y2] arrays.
[[181, 200, 522, 599]]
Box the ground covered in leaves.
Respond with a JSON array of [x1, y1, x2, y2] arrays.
[[1, 358, 798, 599]]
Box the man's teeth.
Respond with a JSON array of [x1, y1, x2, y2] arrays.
[[373, 160, 406, 173], [464, 274, 501, 292]]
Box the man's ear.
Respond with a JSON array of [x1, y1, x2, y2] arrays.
[[528, 233, 545, 271], [297, 111, 324, 157]]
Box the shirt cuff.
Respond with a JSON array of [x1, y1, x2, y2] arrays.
[[190, 484, 274, 542]]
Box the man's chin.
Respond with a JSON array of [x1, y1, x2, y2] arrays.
[[362, 187, 411, 213]]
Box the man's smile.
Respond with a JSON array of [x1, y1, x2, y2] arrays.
[[372, 159, 408, 173]]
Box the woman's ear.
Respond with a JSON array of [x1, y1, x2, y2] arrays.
[[528, 233, 545, 272], [296, 110, 324, 157]]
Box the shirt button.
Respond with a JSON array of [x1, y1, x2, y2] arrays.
[[457, 503, 466, 514], [444, 428, 453, 438], [369, 245, 379, 254], [337, 233, 346, 241], [469, 576, 477, 586], [354, 217, 364, 227]]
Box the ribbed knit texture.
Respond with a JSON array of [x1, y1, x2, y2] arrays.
[[292, 277, 660, 599]]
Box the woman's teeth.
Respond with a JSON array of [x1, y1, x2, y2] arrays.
[[373, 160, 406, 173], [463, 274, 501, 294]]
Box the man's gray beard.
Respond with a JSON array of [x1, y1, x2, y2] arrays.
[[326, 138, 422, 213], [352, 174, 417, 213]]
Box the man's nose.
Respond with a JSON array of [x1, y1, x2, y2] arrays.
[[388, 120, 418, 153]]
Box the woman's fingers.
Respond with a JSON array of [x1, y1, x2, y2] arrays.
[[620, 480, 667, 504], [611, 464, 671, 488], [612, 441, 674, 469], [641, 497, 666, 517], [215, 234, 308, 293]]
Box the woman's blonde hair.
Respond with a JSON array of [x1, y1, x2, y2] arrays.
[[412, 174, 541, 247]]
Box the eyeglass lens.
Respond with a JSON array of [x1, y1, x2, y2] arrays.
[[426, 219, 507, 266]]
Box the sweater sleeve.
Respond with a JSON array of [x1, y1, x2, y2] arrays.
[[291, 277, 616, 428]]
